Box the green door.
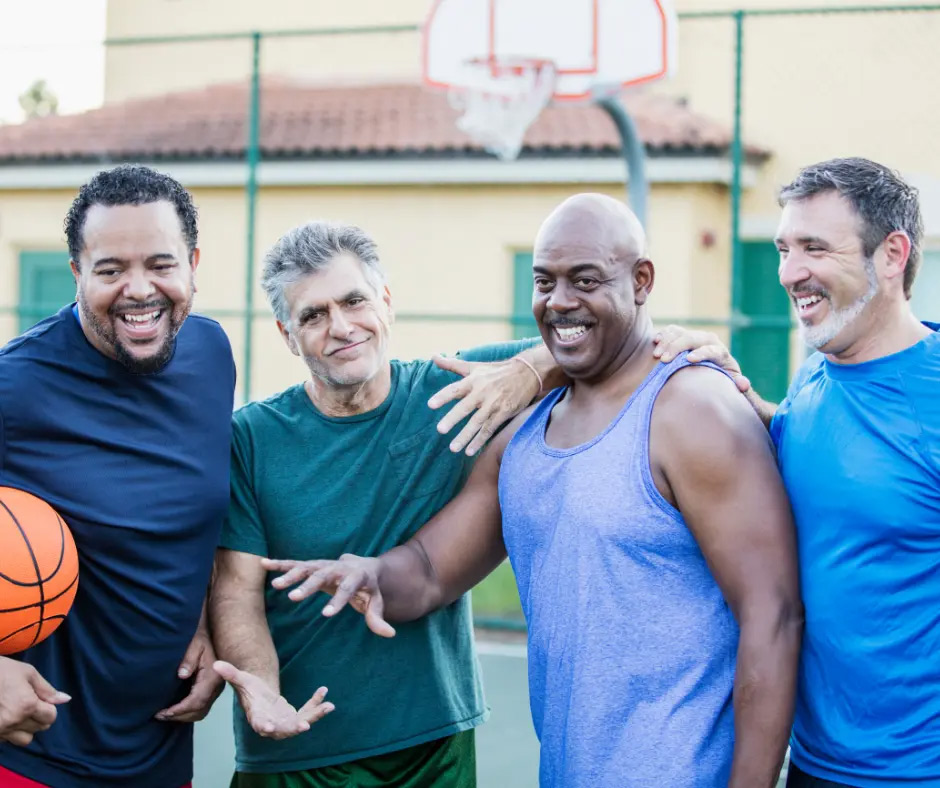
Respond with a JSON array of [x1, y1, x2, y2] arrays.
[[731, 241, 792, 403], [19, 251, 75, 332], [512, 251, 539, 340]]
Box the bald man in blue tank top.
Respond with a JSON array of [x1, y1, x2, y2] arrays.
[[264, 193, 804, 788]]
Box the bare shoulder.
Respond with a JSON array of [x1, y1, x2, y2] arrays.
[[492, 402, 541, 460], [653, 364, 773, 470]]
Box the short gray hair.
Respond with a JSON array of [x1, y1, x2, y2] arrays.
[[261, 220, 385, 323], [779, 158, 924, 299]]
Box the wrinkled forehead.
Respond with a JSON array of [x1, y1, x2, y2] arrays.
[[776, 192, 865, 247], [80, 202, 188, 262]]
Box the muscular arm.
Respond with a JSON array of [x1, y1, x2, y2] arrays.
[[209, 548, 279, 690], [652, 366, 801, 788]]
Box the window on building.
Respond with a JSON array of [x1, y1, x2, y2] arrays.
[[19, 251, 75, 332], [512, 251, 539, 340]]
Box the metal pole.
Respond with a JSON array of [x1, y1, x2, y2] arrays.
[[596, 96, 647, 228], [729, 10, 745, 355], [243, 32, 261, 405]]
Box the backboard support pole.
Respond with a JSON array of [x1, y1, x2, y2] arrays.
[[596, 96, 648, 228]]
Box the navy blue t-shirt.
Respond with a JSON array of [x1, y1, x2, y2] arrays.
[[0, 305, 235, 788]]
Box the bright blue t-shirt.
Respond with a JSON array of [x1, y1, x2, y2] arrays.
[[0, 305, 235, 788], [771, 325, 940, 787]]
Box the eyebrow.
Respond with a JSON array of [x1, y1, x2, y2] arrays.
[[774, 236, 829, 247], [532, 263, 604, 276], [295, 290, 368, 322], [90, 253, 178, 268]]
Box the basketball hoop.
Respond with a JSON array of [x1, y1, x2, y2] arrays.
[[448, 58, 557, 161]]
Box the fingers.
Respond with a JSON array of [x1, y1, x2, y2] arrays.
[[27, 671, 70, 706], [322, 572, 370, 617], [296, 687, 335, 726], [430, 354, 473, 379], [433, 393, 477, 437], [364, 595, 396, 639], [428, 378, 471, 412], [287, 566, 339, 602], [652, 326, 722, 363], [176, 634, 204, 681], [1, 729, 34, 747], [156, 667, 225, 723], [444, 406, 490, 455], [735, 374, 752, 394], [212, 660, 250, 691], [260, 557, 302, 573], [270, 563, 324, 592]]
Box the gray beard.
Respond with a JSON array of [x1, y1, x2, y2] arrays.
[[799, 257, 879, 350]]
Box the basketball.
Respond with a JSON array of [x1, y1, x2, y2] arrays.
[[0, 487, 79, 656]]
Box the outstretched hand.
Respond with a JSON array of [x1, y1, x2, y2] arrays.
[[261, 555, 396, 638], [213, 661, 333, 739], [653, 324, 751, 393], [428, 354, 540, 456]]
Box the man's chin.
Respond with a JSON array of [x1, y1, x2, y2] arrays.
[[113, 339, 175, 375]]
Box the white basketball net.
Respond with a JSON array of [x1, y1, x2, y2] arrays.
[[448, 59, 558, 161]]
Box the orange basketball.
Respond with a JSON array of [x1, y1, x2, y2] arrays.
[[0, 487, 79, 655]]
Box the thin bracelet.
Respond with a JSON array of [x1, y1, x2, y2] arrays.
[[513, 356, 544, 394]]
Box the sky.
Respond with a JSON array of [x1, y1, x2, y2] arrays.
[[0, 0, 106, 123]]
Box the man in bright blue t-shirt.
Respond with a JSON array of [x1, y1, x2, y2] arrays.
[[656, 157, 940, 787]]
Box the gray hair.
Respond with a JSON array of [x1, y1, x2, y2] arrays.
[[261, 220, 386, 324], [779, 158, 924, 299]]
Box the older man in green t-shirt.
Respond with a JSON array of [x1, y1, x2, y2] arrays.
[[209, 220, 558, 787]]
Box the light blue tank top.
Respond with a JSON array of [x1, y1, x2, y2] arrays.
[[498, 355, 738, 787]]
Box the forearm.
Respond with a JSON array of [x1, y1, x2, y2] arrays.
[[209, 590, 279, 691], [376, 541, 447, 622], [728, 603, 803, 788], [745, 390, 778, 431]]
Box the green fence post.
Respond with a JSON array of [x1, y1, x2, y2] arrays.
[[729, 9, 745, 355], [243, 31, 261, 404]]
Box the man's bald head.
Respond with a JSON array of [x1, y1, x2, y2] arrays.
[[535, 193, 646, 267]]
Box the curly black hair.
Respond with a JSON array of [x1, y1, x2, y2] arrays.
[[64, 164, 198, 265]]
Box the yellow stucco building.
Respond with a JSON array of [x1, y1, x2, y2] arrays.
[[0, 0, 937, 404]]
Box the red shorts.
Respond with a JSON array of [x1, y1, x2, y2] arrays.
[[0, 764, 191, 788]]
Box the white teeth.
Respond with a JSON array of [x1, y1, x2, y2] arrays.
[[796, 295, 823, 310], [122, 310, 161, 324], [555, 325, 588, 340]]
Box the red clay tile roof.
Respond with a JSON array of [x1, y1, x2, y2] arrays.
[[0, 80, 762, 163]]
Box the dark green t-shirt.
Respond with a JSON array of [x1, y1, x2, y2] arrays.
[[221, 341, 537, 772]]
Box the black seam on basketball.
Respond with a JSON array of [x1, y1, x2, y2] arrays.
[[37, 513, 68, 584], [0, 615, 65, 647], [0, 574, 77, 613], [0, 500, 46, 648]]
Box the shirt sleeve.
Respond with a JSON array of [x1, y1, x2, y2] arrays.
[[769, 352, 823, 448], [453, 337, 542, 364], [218, 412, 268, 557]]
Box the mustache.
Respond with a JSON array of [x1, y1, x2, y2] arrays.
[[108, 299, 172, 316], [789, 284, 829, 299]]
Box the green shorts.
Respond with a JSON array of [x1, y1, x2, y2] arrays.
[[230, 729, 476, 788]]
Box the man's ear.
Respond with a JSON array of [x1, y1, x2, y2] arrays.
[[383, 284, 394, 325], [634, 258, 655, 306], [69, 260, 80, 285], [881, 231, 912, 291]]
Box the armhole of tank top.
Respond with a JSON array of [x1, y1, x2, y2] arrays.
[[638, 361, 696, 525]]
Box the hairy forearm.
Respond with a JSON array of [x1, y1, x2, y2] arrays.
[[745, 390, 778, 431], [376, 541, 447, 622], [209, 591, 279, 691], [728, 601, 803, 788]]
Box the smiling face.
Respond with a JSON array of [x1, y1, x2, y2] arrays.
[[278, 252, 393, 388], [775, 191, 884, 353], [531, 195, 652, 382], [73, 201, 198, 374]]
